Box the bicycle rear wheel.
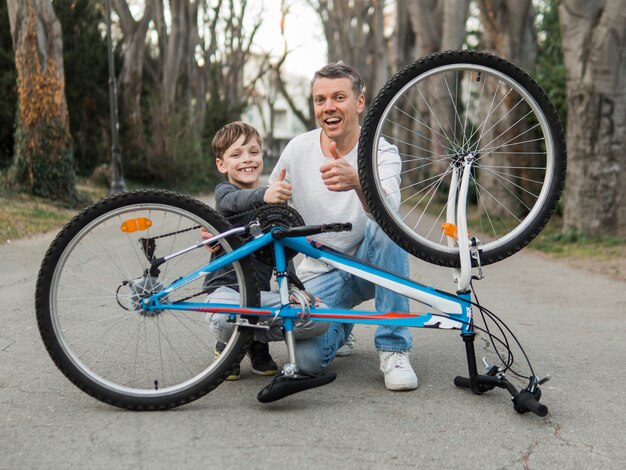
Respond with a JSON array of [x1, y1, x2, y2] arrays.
[[36, 190, 259, 410], [359, 50, 566, 267]]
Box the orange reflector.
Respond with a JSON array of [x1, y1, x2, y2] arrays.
[[442, 223, 469, 240], [121, 217, 152, 233], [442, 222, 458, 239]]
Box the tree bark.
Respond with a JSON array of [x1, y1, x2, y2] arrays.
[[311, 0, 388, 107], [113, 0, 153, 161], [398, 0, 469, 186], [560, 0, 626, 236], [7, 0, 76, 201], [478, 0, 537, 216]]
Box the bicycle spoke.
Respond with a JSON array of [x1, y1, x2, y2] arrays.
[[362, 53, 563, 266]]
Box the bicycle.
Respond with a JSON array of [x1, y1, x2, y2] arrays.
[[36, 50, 566, 414]]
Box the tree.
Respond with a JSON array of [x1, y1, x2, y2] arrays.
[[560, 0, 626, 237], [6, 0, 76, 201], [269, 2, 316, 131], [54, 0, 111, 176], [403, 0, 469, 58], [144, 0, 201, 182], [0, 2, 17, 171], [395, 0, 470, 185], [309, 0, 388, 107], [113, 0, 153, 163], [534, 0, 566, 129], [477, 0, 538, 215]]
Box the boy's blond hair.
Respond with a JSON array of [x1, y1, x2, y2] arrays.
[[212, 121, 262, 160]]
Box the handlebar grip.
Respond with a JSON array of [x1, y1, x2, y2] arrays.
[[454, 376, 471, 388], [455, 374, 500, 393], [515, 392, 548, 417]]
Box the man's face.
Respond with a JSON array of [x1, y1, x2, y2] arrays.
[[312, 77, 365, 144], [215, 135, 263, 189]]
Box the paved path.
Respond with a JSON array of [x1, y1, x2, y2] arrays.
[[1, 199, 625, 469]]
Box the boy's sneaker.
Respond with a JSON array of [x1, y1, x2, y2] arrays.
[[248, 341, 278, 376], [214, 341, 241, 381], [336, 333, 356, 357], [379, 351, 418, 391]]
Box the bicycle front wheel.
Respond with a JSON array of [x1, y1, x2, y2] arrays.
[[359, 50, 566, 267], [35, 190, 259, 410]]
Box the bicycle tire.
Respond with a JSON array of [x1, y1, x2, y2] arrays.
[[35, 190, 260, 410], [359, 50, 566, 267]]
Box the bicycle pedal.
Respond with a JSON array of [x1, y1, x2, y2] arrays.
[[257, 372, 337, 403], [232, 318, 270, 330]]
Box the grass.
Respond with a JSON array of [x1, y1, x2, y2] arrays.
[[402, 193, 625, 261], [0, 178, 108, 244], [529, 215, 626, 259], [2, 180, 624, 269]]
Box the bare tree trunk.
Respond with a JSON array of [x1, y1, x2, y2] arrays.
[[478, 0, 537, 215], [270, 3, 315, 130], [311, 0, 388, 107], [398, 0, 469, 187], [7, 0, 76, 201], [199, 0, 261, 122], [113, 0, 153, 160], [560, 0, 626, 236], [149, 0, 200, 174]]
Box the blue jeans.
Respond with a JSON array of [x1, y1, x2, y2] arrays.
[[297, 219, 412, 374]]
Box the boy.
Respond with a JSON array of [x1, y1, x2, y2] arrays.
[[204, 121, 326, 379]]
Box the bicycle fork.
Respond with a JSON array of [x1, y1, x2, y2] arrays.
[[447, 156, 549, 417]]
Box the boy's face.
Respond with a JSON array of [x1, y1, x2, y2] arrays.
[[216, 135, 263, 189]]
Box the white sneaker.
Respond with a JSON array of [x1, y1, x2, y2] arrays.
[[336, 333, 356, 357], [379, 351, 418, 391]]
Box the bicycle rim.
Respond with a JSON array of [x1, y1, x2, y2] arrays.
[[42, 195, 255, 406], [361, 52, 565, 267]]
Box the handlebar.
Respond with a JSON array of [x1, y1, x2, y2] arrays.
[[455, 374, 548, 417], [271, 223, 352, 240]]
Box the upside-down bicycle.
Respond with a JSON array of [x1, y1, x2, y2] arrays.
[[36, 50, 566, 414]]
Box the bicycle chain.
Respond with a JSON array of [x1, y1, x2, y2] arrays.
[[143, 204, 305, 304]]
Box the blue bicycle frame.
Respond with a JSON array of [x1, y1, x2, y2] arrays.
[[142, 228, 474, 336], [143, 155, 479, 339]]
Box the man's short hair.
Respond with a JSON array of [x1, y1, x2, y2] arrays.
[[212, 121, 262, 160], [311, 62, 366, 96]]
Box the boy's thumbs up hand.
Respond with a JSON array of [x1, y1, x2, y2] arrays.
[[264, 168, 292, 204]]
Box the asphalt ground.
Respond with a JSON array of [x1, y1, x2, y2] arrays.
[[1, 196, 625, 469]]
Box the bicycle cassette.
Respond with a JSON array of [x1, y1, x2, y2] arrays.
[[251, 204, 305, 265]]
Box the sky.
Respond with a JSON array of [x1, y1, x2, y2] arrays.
[[248, 1, 327, 78], [124, 0, 327, 78]]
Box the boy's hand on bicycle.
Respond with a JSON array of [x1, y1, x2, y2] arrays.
[[264, 168, 292, 204], [200, 227, 221, 253]]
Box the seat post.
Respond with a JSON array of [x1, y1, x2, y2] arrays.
[[281, 319, 299, 376]]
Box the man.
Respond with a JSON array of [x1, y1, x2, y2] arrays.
[[269, 63, 417, 391]]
